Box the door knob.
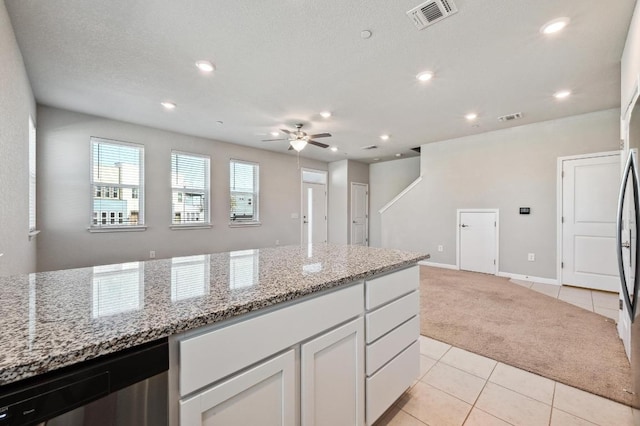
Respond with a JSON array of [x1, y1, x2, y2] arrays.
[[461, 224, 469, 228], [303, 220, 308, 224]]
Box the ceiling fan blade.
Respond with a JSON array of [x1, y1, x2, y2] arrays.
[[308, 140, 329, 148], [280, 129, 292, 134], [261, 138, 288, 142], [308, 133, 332, 138]]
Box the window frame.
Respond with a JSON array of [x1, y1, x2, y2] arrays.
[[170, 150, 211, 229], [28, 116, 38, 237], [229, 159, 260, 226], [89, 137, 146, 232]]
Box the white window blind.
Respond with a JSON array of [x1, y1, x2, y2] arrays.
[[91, 137, 144, 228], [91, 262, 143, 318], [171, 255, 211, 301], [171, 151, 210, 225], [230, 160, 259, 222], [28, 116, 36, 232]]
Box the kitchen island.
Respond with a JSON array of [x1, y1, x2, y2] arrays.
[[0, 243, 428, 425]]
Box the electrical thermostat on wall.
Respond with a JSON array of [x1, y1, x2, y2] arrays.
[[519, 207, 531, 214]]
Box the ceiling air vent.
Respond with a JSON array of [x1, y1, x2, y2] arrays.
[[411, 147, 421, 153], [361, 145, 378, 150], [498, 112, 523, 122], [407, 0, 458, 30]]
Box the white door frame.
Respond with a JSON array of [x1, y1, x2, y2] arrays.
[[556, 150, 621, 287], [350, 182, 369, 246], [301, 168, 328, 244], [456, 209, 499, 274]]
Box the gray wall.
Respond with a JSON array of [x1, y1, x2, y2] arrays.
[[0, 2, 37, 276], [622, 0, 640, 111], [328, 160, 369, 244], [369, 157, 420, 247], [328, 160, 348, 244], [381, 109, 620, 279], [36, 106, 327, 271]]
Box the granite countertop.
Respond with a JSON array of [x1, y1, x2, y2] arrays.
[[0, 243, 428, 386]]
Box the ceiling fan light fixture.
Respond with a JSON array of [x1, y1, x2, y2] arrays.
[[290, 139, 308, 152]]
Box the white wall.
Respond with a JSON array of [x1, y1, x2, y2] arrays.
[[36, 106, 328, 271], [622, 0, 640, 112], [369, 157, 420, 247], [0, 1, 37, 276], [381, 109, 620, 279]]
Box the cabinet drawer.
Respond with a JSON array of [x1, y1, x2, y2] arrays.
[[366, 315, 419, 376], [180, 283, 364, 397], [365, 266, 419, 311], [365, 291, 419, 344], [366, 340, 419, 426]]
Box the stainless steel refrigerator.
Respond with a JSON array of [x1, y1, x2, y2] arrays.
[[617, 150, 640, 410]]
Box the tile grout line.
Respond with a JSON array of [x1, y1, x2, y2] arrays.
[[548, 381, 556, 426], [460, 361, 498, 425]]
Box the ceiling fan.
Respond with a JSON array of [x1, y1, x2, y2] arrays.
[[262, 123, 332, 152]]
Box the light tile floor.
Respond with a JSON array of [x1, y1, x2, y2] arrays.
[[375, 336, 638, 426], [509, 279, 620, 322]]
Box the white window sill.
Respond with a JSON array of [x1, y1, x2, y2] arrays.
[[28, 230, 41, 240], [88, 226, 147, 233], [229, 221, 261, 228], [170, 224, 213, 230]]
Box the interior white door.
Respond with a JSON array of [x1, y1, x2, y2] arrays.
[[562, 154, 620, 291], [459, 211, 496, 274], [351, 183, 368, 246], [303, 182, 327, 244]]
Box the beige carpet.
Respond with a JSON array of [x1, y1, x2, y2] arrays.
[[420, 266, 634, 406]]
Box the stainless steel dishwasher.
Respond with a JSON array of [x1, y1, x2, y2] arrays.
[[0, 337, 168, 426]]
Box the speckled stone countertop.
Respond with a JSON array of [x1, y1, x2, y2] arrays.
[[0, 243, 428, 386]]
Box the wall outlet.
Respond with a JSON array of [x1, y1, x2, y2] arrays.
[[149, 250, 156, 259], [437, 245, 443, 252], [527, 253, 535, 261]]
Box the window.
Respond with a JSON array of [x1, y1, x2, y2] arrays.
[[230, 160, 259, 223], [28, 116, 36, 232], [171, 151, 210, 225], [91, 137, 144, 229]]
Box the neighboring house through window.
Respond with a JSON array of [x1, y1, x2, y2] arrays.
[[90, 137, 144, 229], [230, 159, 259, 223], [171, 151, 210, 225]]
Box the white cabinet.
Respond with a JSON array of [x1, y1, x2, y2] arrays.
[[301, 318, 365, 426], [364, 266, 420, 425], [179, 350, 296, 426]]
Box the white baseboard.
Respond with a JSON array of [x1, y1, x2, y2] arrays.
[[419, 261, 459, 270], [497, 271, 559, 286]]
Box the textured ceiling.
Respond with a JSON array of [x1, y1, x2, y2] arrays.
[[5, 0, 636, 163]]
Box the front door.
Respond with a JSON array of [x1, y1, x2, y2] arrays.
[[459, 211, 497, 274], [302, 182, 327, 244], [350, 183, 368, 246], [561, 153, 620, 291]]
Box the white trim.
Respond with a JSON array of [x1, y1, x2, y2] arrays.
[[456, 208, 499, 274], [88, 226, 147, 233], [378, 176, 423, 214], [556, 150, 622, 287], [170, 224, 213, 230], [419, 261, 458, 270], [228, 222, 262, 228], [497, 271, 559, 286], [28, 230, 41, 241]]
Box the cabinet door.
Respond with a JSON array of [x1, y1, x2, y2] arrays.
[[180, 350, 295, 426], [301, 317, 365, 426]]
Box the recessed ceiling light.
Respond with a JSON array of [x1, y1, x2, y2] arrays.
[[270, 131, 280, 136], [373, 158, 380, 161], [195, 60, 215, 73], [465, 113, 478, 121], [554, 90, 572, 99], [330, 146, 338, 152], [541, 17, 570, 35], [216, 120, 223, 125], [161, 101, 176, 110], [380, 134, 390, 141], [416, 71, 434, 82], [361, 30, 372, 39], [395, 153, 402, 157], [320, 111, 332, 119]]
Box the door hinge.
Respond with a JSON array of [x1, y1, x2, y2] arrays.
[[562, 170, 565, 178], [493, 259, 496, 265], [561, 262, 564, 268], [620, 299, 623, 310], [561, 217, 564, 223], [494, 221, 496, 227]]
